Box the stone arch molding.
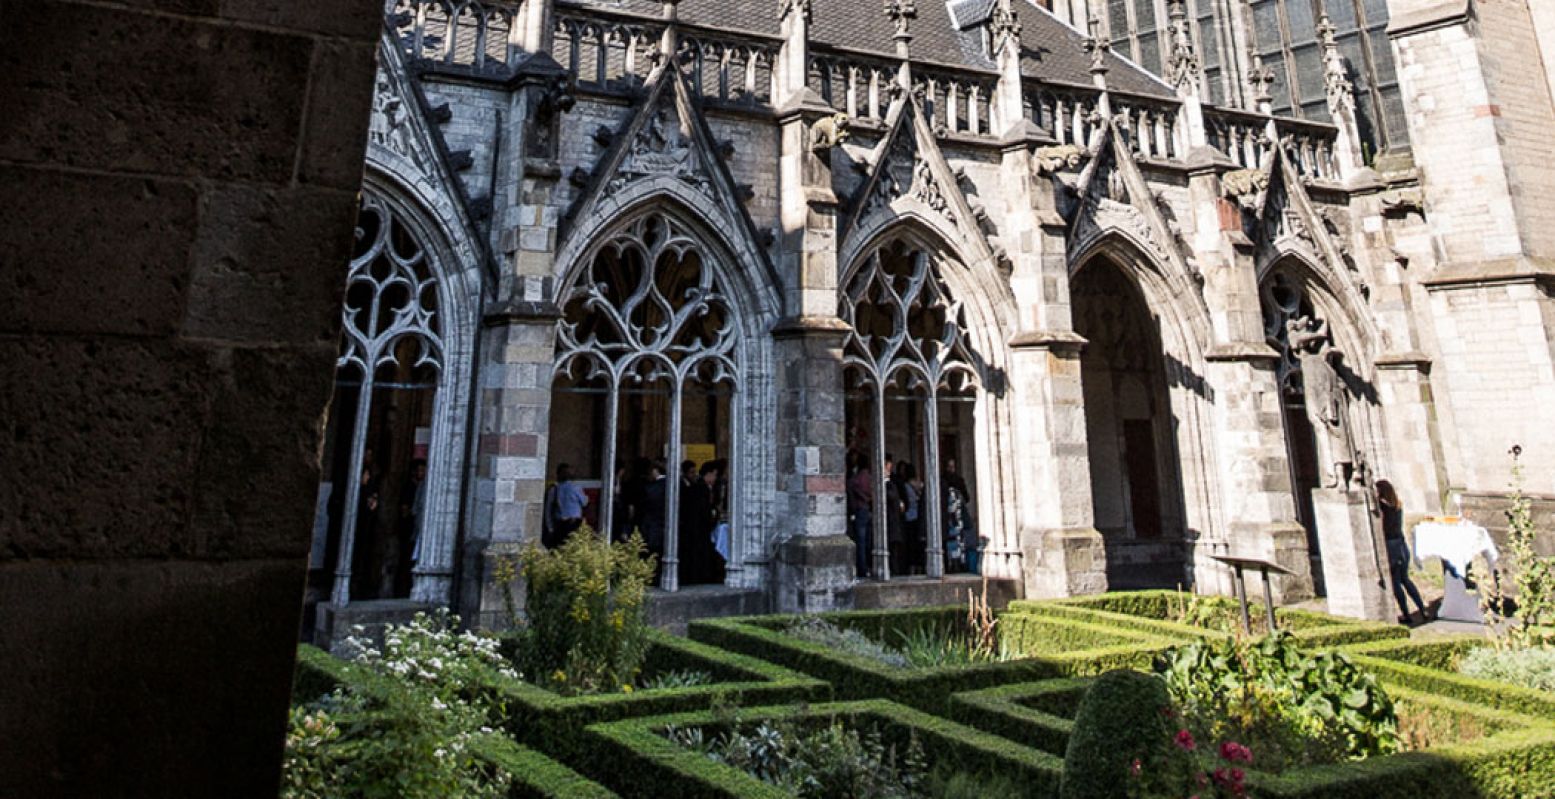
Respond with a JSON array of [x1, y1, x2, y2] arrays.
[[1065, 120, 1201, 299], [557, 57, 781, 306], [366, 34, 495, 298], [841, 89, 1007, 277]]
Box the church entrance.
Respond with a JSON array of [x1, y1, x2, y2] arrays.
[[841, 235, 985, 581], [548, 209, 741, 590], [1072, 257, 1188, 588]]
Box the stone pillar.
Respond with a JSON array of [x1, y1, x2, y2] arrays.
[[1389, 0, 1555, 494], [1312, 489, 1392, 620], [767, 3, 855, 612], [460, 68, 568, 629], [0, 2, 382, 795], [1006, 134, 1108, 597], [1188, 150, 1315, 602]]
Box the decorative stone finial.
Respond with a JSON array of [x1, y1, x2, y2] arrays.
[[780, 0, 812, 22], [884, 0, 917, 41], [992, 0, 1021, 51], [1165, 0, 1200, 89], [1083, 15, 1109, 79], [1248, 52, 1275, 110], [1317, 15, 1352, 103]]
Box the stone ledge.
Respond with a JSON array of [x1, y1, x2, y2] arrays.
[[1420, 256, 1555, 290], [1009, 329, 1087, 353], [771, 314, 852, 340], [1386, 0, 1473, 37], [1205, 341, 1281, 363], [1373, 351, 1433, 372]]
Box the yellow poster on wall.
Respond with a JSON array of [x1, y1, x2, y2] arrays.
[[683, 443, 717, 467]]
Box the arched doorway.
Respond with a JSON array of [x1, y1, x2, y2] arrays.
[[840, 233, 987, 581], [316, 191, 452, 606], [1072, 255, 1189, 588], [548, 208, 743, 590]]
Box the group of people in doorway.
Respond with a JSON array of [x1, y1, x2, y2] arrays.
[[544, 458, 729, 585], [846, 451, 981, 580]]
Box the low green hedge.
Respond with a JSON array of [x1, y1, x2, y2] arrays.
[[1007, 590, 1407, 648], [946, 679, 1087, 756], [580, 699, 1063, 799], [1339, 638, 1555, 720], [466, 735, 620, 799], [480, 629, 831, 763], [688, 608, 1173, 716], [292, 643, 355, 701]]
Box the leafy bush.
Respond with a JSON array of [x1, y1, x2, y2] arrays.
[[667, 718, 928, 798], [1484, 447, 1555, 651], [283, 612, 516, 799], [1059, 669, 1175, 799], [1128, 729, 1254, 799], [1155, 632, 1398, 772], [785, 617, 910, 668], [519, 527, 657, 695], [1460, 646, 1555, 692]]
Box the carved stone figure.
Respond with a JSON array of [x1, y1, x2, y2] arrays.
[[1032, 144, 1087, 175], [1221, 168, 1269, 211], [809, 113, 851, 152], [1288, 316, 1358, 489]]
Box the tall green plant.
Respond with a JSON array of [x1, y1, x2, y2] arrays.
[[519, 526, 656, 694], [1485, 446, 1555, 651]]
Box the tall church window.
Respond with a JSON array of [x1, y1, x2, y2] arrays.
[[319, 193, 445, 606], [549, 210, 740, 591], [1246, 0, 1407, 156], [842, 238, 983, 581]]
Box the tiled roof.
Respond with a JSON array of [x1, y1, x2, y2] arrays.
[[559, 0, 1173, 98]]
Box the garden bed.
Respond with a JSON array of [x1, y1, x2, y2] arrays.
[[947, 673, 1555, 798], [1006, 589, 1408, 648], [479, 629, 831, 762], [688, 606, 1172, 715], [581, 699, 1062, 799]]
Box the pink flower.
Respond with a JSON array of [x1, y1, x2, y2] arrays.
[[1130, 758, 1143, 777], [1219, 741, 1253, 764], [1175, 729, 1196, 751]]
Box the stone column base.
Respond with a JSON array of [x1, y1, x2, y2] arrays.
[[1312, 489, 1391, 620], [1020, 526, 1108, 598], [771, 534, 856, 613]]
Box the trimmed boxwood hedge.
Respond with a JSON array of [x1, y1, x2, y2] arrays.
[[580, 699, 1064, 799], [466, 735, 620, 799], [687, 607, 1174, 716], [946, 679, 1089, 756], [1339, 637, 1555, 720], [1007, 590, 1407, 648], [479, 629, 831, 763]]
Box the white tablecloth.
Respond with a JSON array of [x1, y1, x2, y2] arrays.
[[1412, 521, 1498, 573]]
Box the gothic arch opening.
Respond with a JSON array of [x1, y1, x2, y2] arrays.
[[840, 231, 991, 581], [313, 190, 465, 613], [548, 206, 749, 591], [1072, 255, 1190, 589]]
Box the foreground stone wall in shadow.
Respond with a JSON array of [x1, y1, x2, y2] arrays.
[[0, 3, 381, 795]]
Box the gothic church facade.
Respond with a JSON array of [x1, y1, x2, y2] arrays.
[[309, 0, 1555, 634]]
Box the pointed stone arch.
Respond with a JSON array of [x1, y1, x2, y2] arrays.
[[1069, 232, 1224, 588], [548, 197, 778, 591], [837, 218, 1020, 581]]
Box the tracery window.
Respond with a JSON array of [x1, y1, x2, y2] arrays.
[[324, 193, 445, 606], [551, 210, 739, 591], [841, 238, 983, 580]]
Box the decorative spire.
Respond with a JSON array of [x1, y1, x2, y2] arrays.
[[779, 0, 811, 23], [884, 0, 917, 43], [1165, 0, 1200, 90], [1317, 14, 1353, 104], [991, 0, 1021, 52], [1248, 52, 1275, 112], [1083, 14, 1109, 85]]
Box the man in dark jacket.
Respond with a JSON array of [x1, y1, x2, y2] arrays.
[[640, 460, 668, 571]]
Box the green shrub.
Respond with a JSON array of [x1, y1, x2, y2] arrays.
[[1461, 647, 1555, 692], [1156, 632, 1398, 772], [1059, 669, 1175, 799], [668, 717, 929, 798], [282, 612, 517, 799], [518, 528, 657, 695]]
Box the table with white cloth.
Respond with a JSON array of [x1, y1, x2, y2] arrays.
[[1411, 520, 1499, 623]]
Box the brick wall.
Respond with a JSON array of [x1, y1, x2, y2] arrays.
[[0, 2, 380, 795]]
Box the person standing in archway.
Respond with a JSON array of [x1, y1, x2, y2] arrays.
[[551, 463, 587, 546], [847, 451, 874, 579], [884, 455, 907, 577], [640, 460, 669, 582]]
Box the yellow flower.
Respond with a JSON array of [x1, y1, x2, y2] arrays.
[[622, 684, 633, 693], [551, 669, 567, 684]]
